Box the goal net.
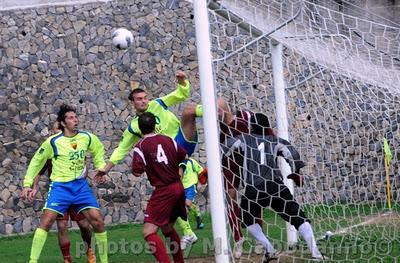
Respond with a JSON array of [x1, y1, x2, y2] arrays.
[[206, 0, 400, 261]]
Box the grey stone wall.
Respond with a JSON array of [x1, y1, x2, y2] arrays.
[[0, 0, 208, 235]]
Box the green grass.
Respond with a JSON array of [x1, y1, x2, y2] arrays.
[[0, 214, 215, 263], [1, 203, 400, 262]]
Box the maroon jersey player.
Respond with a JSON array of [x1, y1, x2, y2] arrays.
[[132, 112, 187, 263]]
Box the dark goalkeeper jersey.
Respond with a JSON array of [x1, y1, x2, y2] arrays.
[[222, 134, 305, 189]]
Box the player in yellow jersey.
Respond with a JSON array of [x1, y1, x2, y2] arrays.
[[176, 158, 208, 250], [21, 104, 108, 263], [101, 70, 202, 174]]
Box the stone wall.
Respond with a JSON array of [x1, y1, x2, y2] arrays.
[[0, 0, 208, 235]]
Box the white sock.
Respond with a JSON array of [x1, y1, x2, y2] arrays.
[[247, 223, 275, 253], [298, 222, 322, 257]]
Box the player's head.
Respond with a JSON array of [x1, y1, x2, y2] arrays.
[[250, 113, 274, 136], [217, 97, 233, 123], [57, 104, 78, 132], [138, 112, 156, 135], [129, 88, 149, 113]]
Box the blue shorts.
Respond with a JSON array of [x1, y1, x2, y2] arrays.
[[174, 126, 198, 156], [184, 185, 197, 202], [44, 178, 99, 216]]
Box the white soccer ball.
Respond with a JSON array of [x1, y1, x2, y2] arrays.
[[325, 231, 334, 240], [112, 28, 134, 50]]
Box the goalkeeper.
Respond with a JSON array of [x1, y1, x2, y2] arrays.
[[176, 158, 208, 249], [101, 70, 202, 175], [222, 132, 325, 261]]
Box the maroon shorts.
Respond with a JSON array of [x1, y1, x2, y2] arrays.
[[57, 207, 86, 222], [144, 181, 187, 226]]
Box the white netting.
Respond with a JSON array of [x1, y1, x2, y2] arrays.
[[207, 0, 400, 261]]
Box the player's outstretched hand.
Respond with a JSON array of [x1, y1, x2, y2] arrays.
[[93, 169, 107, 184], [21, 187, 33, 202], [287, 173, 303, 187], [176, 70, 187, 85]]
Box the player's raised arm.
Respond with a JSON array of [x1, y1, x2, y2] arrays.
[[104, 126, 141, 173], [158, 70, 190, 107]]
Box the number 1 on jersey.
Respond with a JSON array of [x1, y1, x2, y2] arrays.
[[258, 142, 265, 165], [157, 144, 169, 164]]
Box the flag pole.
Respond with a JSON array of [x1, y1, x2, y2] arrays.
[[384, 156, 391, 209], [383, 138, 392, 210]]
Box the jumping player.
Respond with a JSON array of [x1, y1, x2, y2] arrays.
[[102, 70, 202, 175], [132, 112, 187, 263]]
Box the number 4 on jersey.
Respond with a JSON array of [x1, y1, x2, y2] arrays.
[[157, 144, 169, 164]]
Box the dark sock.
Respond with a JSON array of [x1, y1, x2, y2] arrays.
[[164, 229, 184, 263], [60, 241, 71, 261], [145, 233, 171, 263]]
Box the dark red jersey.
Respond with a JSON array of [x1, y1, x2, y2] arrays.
[[132, 134, 187, 187]]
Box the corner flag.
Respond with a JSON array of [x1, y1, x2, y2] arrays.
[[383, 138, 392, 163], [383, 137, 392, 209]]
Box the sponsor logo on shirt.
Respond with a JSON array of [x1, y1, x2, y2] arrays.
[[71, 143, 77, 150]]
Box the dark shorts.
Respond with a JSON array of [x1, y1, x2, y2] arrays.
[[240, 179, 308, 229], [174, 126, 198, 156], [144, 181, 187, 226], [44, 178, 99, 216], [57, 207, 86, 222]]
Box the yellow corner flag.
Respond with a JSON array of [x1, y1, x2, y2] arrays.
[[383, 138, 392, 163], [383, 137, 392, 209]]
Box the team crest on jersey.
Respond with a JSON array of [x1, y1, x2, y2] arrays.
[[71, 143, 77, 150]]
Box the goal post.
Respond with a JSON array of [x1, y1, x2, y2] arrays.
[[193, 1, 230, 262]]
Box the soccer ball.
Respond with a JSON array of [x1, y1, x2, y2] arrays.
[[112, 28, 133, 50], [325, 231, 334, 240]]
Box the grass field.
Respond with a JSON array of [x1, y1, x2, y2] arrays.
[[1, 203, 399, 262]]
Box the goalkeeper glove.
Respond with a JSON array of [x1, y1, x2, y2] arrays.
[[287, 173, 303, 187], [198, 168, 208, 185]]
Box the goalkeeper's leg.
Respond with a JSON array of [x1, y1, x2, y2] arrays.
[[268, 184, 323, 259]]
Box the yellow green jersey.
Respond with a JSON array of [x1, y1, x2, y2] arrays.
[[109, 80, 190, 165], [23, 131, 106, 187], [180, 158, 203, 189]]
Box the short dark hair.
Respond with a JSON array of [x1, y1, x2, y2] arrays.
[[128, 88, 146, 101], [138, 112, 156, 135]]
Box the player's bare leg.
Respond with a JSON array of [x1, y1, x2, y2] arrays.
[[180, 103, 200, 142], [56, 220, 72, 263], [81, 209, 108, 263], [76, 218, 95, 263]]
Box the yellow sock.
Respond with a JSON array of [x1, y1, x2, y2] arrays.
[[176, 217, 194, 236], [30, 228, 48, 263], [95, 232, 108, 263]]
